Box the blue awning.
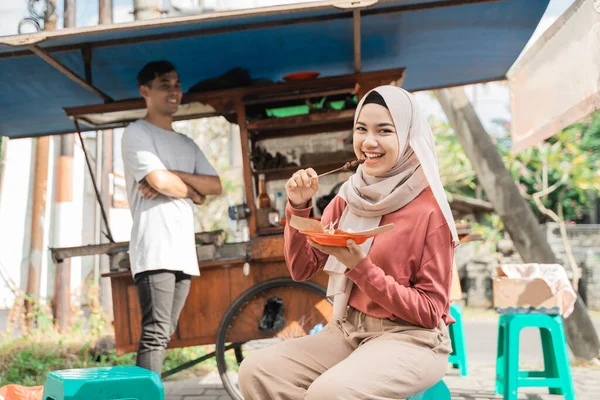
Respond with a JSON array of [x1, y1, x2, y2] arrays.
[[0, 0, 550, 139]]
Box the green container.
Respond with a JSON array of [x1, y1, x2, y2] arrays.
[[407, 380, 451, 400], [448, 302, 469, 376], [42, 366, 164, 400], [495, 314, 575, 399]]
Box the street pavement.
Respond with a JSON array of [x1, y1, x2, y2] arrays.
[[163, 314, 600, 399]]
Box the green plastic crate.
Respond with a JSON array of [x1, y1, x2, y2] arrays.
[[42, 366, 164, 400]]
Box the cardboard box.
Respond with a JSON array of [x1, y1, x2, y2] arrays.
[[492, 267, 562, 314], [450, 260, 463, 302]]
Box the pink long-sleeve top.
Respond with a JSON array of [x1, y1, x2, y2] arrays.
[[284, 187, 455, 329]]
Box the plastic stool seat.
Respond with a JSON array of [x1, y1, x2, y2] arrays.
[[448, 303, 468, 376], [42, 366, 164, 400], [495, 314, 575, 400], [407, 380, 451, 400]]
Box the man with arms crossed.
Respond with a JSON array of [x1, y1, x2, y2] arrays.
[[122, 60, 222, 374]]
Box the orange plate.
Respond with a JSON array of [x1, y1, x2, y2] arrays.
[[283, 71, 320, 81], [300, 231, 370, 247]]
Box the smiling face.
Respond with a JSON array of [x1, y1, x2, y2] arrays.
[[353, 103, 400, 177], [139, 70, 182, 117]]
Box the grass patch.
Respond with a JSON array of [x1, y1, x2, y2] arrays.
[[0, 334, 220, 386], [0, 286, 220, 387]]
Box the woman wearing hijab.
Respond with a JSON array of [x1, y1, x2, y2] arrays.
[[238, 86, 459, 400]]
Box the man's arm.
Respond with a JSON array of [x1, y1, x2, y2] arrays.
[[122, 125, 208, 204], [143, 170, 205, 203], [172, 171, 222, 196]]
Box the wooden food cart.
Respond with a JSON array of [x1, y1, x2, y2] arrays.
[[66, 68, 407, 398], [0, 1, 548, 398]]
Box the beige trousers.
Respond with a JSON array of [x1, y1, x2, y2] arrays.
[[238, 307, 452, 400]]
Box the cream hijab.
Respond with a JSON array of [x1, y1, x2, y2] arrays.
[[323, 86, 460, 320]]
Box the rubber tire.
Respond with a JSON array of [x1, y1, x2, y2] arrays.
[[216, 278, 329, 400]]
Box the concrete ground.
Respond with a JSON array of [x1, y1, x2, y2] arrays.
[[162, 313, 600, 399], [2, 308, 598, 398], [162, 365, 600, 399]]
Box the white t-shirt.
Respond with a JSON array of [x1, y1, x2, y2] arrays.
[[121, 119, 218, 278]]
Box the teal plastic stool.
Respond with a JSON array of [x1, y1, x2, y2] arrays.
[[495, 314, 575, 400], [448, 303, 468, 376], [42, 366, 164, 400], [407, 380, 451, 400]]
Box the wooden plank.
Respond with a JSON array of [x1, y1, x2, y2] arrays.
[[111, 260, 331, 354], [460, 232, 484, 243], [238, 102, 258, 239], [64, 69, 405, 121], [29, 45, 113, 102], [82, 46, 92, 84], [64, 95, 230, 118], [102, 256, 248, 279], [52, 231, 222, 262], [244, 87, 355, 106], [256, 261, 291, 282], [111, 277, 132, 354], [353, 9, 361, 73], [126, 284, 142, 350], [251, 235, 285, 261], [257, 226, 285, 236], [247, 109, 356, 131], [255, 261, 329, 289], [224, 263, 262, 342], [177, 270, 231, 341], [229, 261, 259, 301]]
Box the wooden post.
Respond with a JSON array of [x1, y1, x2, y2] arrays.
[[99, 0, 113, 25], [25, 136, 50, 325], [25, 0, 56, 327], [236, 101, 257, 238], [99, 0, 114, 321], [53, 0, 76, 332], [133, 0, 163, 20], [353, 10, 361, 73], [53, 136, 73, 331]]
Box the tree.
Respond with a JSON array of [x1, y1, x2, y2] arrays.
[[502, 122, 600, 291], [502, 111, 600, 222], [430, 118, 478, 197], [174, 117, 244, 238], [434, 87, 600, 361]]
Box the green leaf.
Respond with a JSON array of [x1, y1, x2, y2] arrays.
[[573, 153, 586, 166]]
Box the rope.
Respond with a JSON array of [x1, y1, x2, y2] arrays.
[[74, 119, 115, 243]]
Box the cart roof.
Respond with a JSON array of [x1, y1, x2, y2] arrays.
[[0, 0, 549, 139]]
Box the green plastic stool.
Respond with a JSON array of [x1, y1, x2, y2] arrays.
[[407, 380, 451, 400], [42, 366, 164, 400], [495, 314, 575, 400], [448, 303, 468, 376]]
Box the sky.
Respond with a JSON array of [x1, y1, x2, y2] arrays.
[[0, 0, 577, 133]]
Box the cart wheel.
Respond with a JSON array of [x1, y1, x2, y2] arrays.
[[216, 278, 332, 400]]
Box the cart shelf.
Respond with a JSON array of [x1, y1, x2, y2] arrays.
[[247, 109, 356, 132], [252, 159, 355, 182]]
